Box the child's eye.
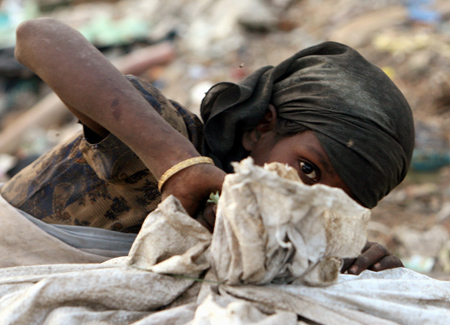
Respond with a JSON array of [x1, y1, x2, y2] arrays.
[[299, 161, 318, 181]]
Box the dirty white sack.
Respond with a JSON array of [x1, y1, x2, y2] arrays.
[[0, 158, 449, 324]]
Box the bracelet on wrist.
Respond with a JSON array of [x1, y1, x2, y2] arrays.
[[158, 156, 215, 192]]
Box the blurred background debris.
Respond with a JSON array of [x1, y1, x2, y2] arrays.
[[0, 0, 449, 280]]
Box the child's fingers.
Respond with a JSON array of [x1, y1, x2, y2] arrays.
[[340, 258, 356, 273], [196, 202, 217, 233], [361, 240, 373, 252], [369, 255, 404, 272], [347, 242, 390, 275]]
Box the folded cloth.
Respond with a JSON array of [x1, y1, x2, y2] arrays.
[[0, 160, 449, 324], [0, 193, 135, 267], [18, 209, 136, 257], [209, 158, 370, 286]]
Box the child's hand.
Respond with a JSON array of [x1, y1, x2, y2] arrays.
[[341, 241, 403, 275], [161, 163, 225, 226], [196, 201, 217, 233]]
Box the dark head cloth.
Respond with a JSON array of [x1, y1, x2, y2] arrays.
[[200, 41, 414, 208]]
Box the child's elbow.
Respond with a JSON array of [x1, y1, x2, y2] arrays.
[[15, 18, 59, 63], [16, 17, 60, 37], [15, 21, 31, 64], [16, 19, 34, 40]]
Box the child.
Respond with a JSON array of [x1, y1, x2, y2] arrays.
[[2, 18, 414, 274]]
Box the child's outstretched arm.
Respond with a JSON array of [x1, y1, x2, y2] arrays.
[[15, 18, 225, 219]]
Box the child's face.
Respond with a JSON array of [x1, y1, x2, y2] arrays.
[[249, 130, 355, 201]]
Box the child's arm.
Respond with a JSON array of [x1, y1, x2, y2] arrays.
[[15, 18, 225, 217]]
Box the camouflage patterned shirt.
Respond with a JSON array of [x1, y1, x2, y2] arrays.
[[1, 75, 204, 233]]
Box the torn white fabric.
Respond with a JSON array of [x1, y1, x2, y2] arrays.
[[128, 197, 211, 276], [0, 158, 448, 324], [209, 159, 370, 285]]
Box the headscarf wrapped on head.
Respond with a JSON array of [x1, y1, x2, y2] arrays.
[[200, 41, 414, 208]]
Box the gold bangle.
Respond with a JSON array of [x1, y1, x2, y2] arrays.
[[158, 157, 215, 192]]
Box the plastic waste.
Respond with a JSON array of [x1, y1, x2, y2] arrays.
[[438, 241, 450, 273], [412, 120, 450, 172], [411, 148, 450, 172], [0, 153, 16, 181], [0, 0, 39, 48], [402, 255, 435, 273], [407, 0, 440, 25]]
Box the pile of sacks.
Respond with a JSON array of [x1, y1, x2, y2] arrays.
[[0, 158, 449, 324]]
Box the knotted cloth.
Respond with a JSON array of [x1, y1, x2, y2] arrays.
[[201, 41, 414, 208]]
